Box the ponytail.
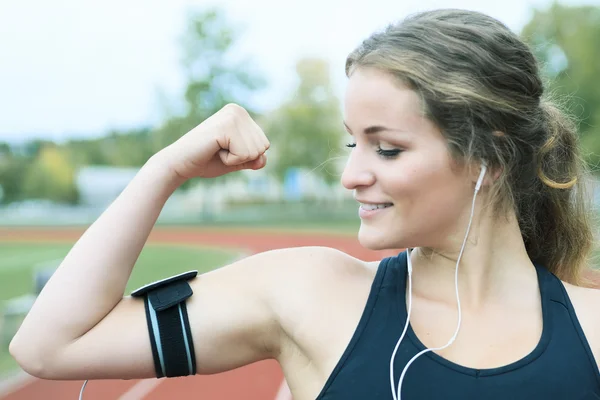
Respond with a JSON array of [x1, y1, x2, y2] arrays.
[[522, 101, 595, 284]]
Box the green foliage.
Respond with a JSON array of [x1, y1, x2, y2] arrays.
[[65, 127, 154, 167], [66, 138, 109, 166], [0, 152, 29, 203], [150, 8, 266, 189], [0, 7, 266, 203], [21, 145, 79, 204], [520, 2, 600, 169], [265, 58, 345, 184], [152, 8, 265, 152], [0, 142, 10, 155], [581, 134, 600, 171]]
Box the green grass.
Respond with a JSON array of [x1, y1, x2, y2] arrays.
[[0, 243, 73, 302], [0, 347, 16, 376], [0, 242, 240, 376]]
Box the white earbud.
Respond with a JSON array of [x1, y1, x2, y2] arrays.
[[390, 161, 487, 400], [475, 161, 487, 192]]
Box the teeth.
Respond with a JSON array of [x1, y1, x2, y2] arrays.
[[360, 203, 392, 211]]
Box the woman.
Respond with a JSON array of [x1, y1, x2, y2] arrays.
[[10, 9, 600, 400]]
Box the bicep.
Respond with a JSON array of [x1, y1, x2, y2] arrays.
[[43, 253, 281, 380], [188, 263, 281, 374]]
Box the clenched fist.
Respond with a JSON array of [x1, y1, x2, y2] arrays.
[[158, 103, 270, 181]]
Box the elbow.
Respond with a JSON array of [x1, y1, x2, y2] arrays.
[[9, 336, 53, 379]]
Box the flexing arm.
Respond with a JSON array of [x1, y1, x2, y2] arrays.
[[9, 104, 279, 380]]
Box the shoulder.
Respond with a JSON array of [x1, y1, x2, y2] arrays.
[[563, 279, 600, 322], [255, 246, 376, 288], [247, 245, 380, 320], [246, 245, 372, 275], [563, 280, 600, 368]]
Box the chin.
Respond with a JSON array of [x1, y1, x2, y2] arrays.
[[357, 224, 399, 251]]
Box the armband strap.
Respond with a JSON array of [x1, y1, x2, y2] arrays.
[[132, 270, 198, 378]]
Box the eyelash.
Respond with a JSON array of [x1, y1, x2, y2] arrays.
[[345, 143, 402, 159]]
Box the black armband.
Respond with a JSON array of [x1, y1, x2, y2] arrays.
[[131, 270, 198, 378]]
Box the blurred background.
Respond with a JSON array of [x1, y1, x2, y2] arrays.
[[1, 0, 600, 398], [1, 0, 600, 226]]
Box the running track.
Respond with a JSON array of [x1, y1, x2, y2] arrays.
[[0, 227, 598, 400]]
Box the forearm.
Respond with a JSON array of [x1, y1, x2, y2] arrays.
[[11, 153, 184, 361]]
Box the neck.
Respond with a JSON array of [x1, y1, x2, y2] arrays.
[[410, 210, 538, 310]]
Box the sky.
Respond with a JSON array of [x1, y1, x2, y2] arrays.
[[1, 0, 599, 143]]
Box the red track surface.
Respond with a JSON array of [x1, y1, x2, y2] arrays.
[[0, 227, 598, 400]]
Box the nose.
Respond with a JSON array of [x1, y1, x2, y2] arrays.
[[341, 149, 376, 190]]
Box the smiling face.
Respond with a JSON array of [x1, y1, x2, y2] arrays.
[[341, 67, 476, 251]]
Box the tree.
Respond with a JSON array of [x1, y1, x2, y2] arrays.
[[152, 8, 265, 153], [0, 142, 10, 156], [22, 145, 79, 204], [520, 3, 600, 168], [64, 127, 154, 168], [0, 153, 28, 204], [1, 7, 266, 204], [264, 57, 345, 185], [147, 8, 267, 195], [66, 138, 109, 166]]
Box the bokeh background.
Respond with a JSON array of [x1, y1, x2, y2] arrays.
[[0, 1, 599, 399]]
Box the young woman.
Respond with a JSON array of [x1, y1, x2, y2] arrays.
[[10, 9, 600, 399]]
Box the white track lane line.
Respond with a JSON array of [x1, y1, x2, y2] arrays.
[[0, 371, 35, 397]]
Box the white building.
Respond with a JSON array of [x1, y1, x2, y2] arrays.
[[76, 166, 139, 208]]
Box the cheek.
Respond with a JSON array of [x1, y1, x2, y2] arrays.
[[386, 155, 451, 198], [388, 161, 467, 222], [416, 177, 472, 237]]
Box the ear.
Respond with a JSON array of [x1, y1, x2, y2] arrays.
[[491, 165, 503, 182], [470, 161, 502, 188], [476, 162, 487, 191]]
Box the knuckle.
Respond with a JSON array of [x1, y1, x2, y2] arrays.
[[223, 103, 247, 117], [223, 102, 239, 111]]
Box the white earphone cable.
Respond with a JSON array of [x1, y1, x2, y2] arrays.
[[389, 250, 413, 400], [391, 164, 486, 400], [79, 379, 88, 400]]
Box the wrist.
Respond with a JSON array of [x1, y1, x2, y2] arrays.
[[144, 151, 188, 191]]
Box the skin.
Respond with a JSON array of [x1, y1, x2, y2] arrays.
[[9, 68, 600, 400]]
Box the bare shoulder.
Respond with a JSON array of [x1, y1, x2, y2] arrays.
[[239, 245, 371, 277], [204, 245, 367, 279], [212, 245, 375, 309], [563, 280, 600, 316], [563, 281, 600, 367], [252, 246, 375, 289], [246, 245, 378, 318]]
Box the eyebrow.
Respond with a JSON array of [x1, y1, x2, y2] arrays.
[[343, 122, 408, 136]]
